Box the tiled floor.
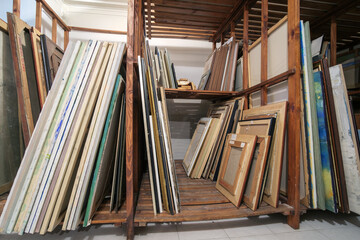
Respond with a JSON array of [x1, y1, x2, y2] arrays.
[[0, 211, 359, 239]]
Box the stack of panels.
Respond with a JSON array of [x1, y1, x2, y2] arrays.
[[152, 47, 178, 89], [199, 37, 239, 91], [300, 20, 360, 215], [0, 40, 127, 235], [138, 40, 180, 215]]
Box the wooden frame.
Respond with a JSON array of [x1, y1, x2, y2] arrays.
[[216, 134, 257, 207], [241, 102, 287, 208], [236, 118, 275, 137], [243, 136, 271, 211], [182, 118, 212, 176]]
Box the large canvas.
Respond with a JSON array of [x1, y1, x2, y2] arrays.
[[329, 64, 360, 215], [313, 71, 337, 213]]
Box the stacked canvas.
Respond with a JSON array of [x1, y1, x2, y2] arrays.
[[6, 13, 64, 147], [183, 97, 245, 180], [300, 20, 360, 215], [151, 46, 178, 89], [138, 40, 180, 215], [198, 37, 239, 91], [0, 40, 127, 235]]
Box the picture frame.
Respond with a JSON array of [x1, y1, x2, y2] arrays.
[[183, 117, 212, 176], [235, 118, 276, 137], [241, 101, 288, 208], [243, 136, 271, 211], [216, 134, 257, 207]]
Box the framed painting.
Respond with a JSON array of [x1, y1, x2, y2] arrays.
[[182, 117, 212, 176], [241, 101, 287, 208], [216, 134, 257, 207], [243, 136, 271, 210]]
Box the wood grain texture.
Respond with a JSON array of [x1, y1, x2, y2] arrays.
[[261, 0, 268, 106], [286, 0, 301, 229]]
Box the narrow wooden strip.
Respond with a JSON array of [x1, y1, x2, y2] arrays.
[[286, 0, 301, 229], [261, 0, 268, 106], [13, 0, 20, 17], [330, 17, 337, 66], [69, 26, 126, 35], [37, 0, 70, 31], [52, 18, 57, 44], [36, 1, 42, 31]]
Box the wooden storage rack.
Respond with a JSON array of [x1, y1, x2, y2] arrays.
[[126, 0, 300, 239], [1, 1, 360, 240]]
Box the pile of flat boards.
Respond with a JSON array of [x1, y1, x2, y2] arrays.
[[152, 46, 178, 89], [138, 41, 180, 215], [198, 37, 239, 91], [0, 13, 64, 196], [183, 99, 288, 211], [300, 20, 360, 215], [0, 40, 127, 235]]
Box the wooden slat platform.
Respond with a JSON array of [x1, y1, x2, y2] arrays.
[[135, 161, 294, 224], [165, 89, 239, 100], [0, 193, 126, 225]]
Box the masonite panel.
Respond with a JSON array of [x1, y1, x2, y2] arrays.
[[216, 134, 257, 207], [0, 24, 22, 195]]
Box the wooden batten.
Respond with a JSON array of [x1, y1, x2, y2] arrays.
[[13, 0, 20, 17], [330, 17, 337, 66], [36, 1, 42, 31], [243, 2, 249, 109], [286, 0, 301, 229], [52, 17, 57, 44], [260, 0, 268, 106]]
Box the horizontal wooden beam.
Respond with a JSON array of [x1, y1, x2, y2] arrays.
[[310, 0, 358, 30], [236, 69, 295, 96], [70, 26, 126, 35], [151, 0, 231, 13]]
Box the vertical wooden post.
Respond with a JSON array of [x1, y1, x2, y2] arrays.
[[64, 30, 69, 50], [261, 0, 268, 106], [330, 16, 337, 66], [36, 1, 42, 31], [287, 0, 301, 229], [52, 18, 57, 44], [13, 0, 20, 17], [213, 41, 216, 51], [231, 21, 236, 39], [243, 3, 249, 109], [221, 33, 225, 45], [126, 0, 136, 238]]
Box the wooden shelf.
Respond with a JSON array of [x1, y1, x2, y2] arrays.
[[0, 194, 126, 226], [135, 161, 294, 224], [165, 89, 239, 100]]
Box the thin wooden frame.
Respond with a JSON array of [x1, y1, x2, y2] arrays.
[[243, 136, 271, 211], [241, 101, 288, 208], [183, 117, 212, 176], [236, 118, 275, 137], [216, 134, 257, 207]]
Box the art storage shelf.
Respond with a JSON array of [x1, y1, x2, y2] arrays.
[[0, 194, 127, 227], [165, 89, 239, 100], [134, 161, 294, 225]]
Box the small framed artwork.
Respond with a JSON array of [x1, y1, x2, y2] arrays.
[[183, 117, 212, 176], [243, 136, 271, 210], [216, 134, 257, 207]]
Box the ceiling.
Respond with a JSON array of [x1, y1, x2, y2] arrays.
[[145, 0, 360, 50]]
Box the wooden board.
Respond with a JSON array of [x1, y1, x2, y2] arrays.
[[0, 42, 79, 234], [329, 64, 360, 215], [0, 21, 22, 196]]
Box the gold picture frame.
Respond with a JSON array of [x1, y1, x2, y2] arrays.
[[216, 134, 257, 207]]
